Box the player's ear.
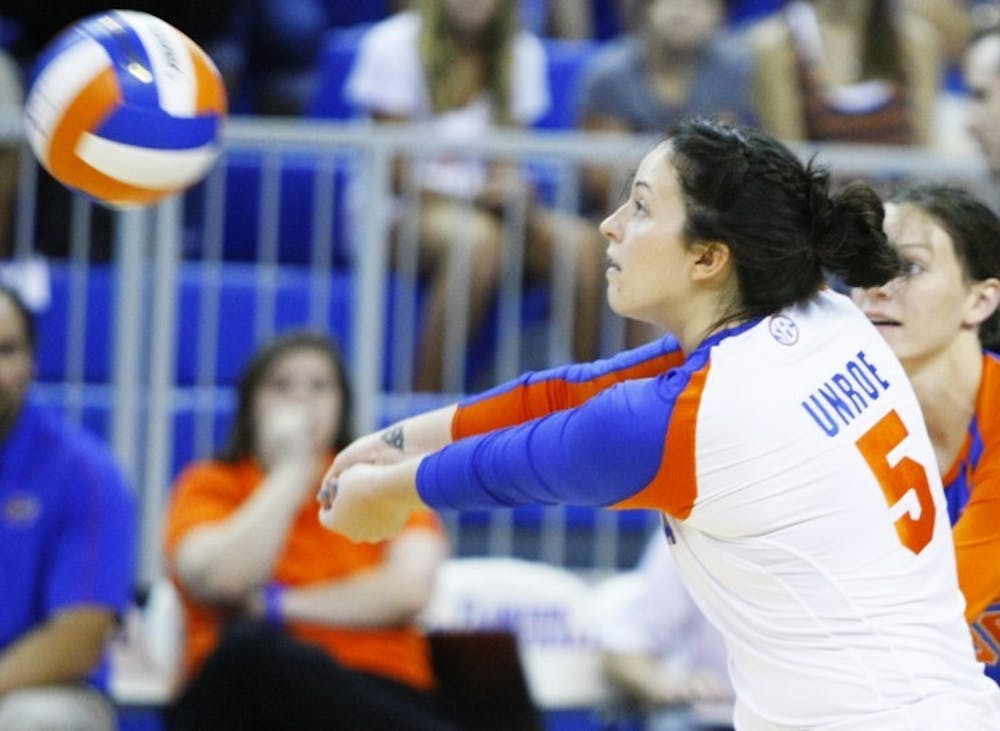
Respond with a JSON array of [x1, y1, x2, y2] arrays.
[[965, 277, 1000, 328], [689, 240, 732, 284]]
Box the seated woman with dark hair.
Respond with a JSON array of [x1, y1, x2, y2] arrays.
[[163, 331, 457, 730]]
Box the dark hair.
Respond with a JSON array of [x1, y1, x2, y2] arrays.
[[858, 0, 904, 81], [888, 182, 1000, 350], [217, 330, 354, 463], [0, 284, 37, 355], [667, 117, 902, 324], [418, 0, 517, 124]]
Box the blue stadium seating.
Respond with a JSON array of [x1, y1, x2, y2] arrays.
[[40, 262, 355, 387], [183, 150, 357, 267], [37, 264, 114, 383], [534, 38, 604, 131], [306, 24, 371, 120]]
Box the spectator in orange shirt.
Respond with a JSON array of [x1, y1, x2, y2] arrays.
[[162, 331, 455, 730]]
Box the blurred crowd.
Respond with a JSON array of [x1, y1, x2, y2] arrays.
[[0, 0, 988, 131], [5, 2, 1000, 731]]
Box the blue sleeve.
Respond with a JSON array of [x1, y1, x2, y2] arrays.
[[419, 375, 678, 510], [47, 444, 136, 615]]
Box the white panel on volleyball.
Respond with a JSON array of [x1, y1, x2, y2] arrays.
[[22, 37, 111, 166], [77, 133, 219, 189], [119, 10, 199, 117]]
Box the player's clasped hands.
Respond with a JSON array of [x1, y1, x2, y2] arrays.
[[318, 421, 431, 542], [317, 458, 423, 543]]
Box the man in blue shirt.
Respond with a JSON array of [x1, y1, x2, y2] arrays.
[[0, 284, 136, 730]]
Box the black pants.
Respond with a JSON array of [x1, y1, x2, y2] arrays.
[[167, 621, 462, 730]]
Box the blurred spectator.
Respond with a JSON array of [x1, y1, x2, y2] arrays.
[[965, 17, 1000, 184], [902, 0, 973, 69], [747, 0, 942, 145], [521, 0, 625, 40], [576, 0, 758, 213], [163, 331, 455, 730], [0, 283, 136, 731], [618, 0, 785, 34], [0, 49, 21, 258], [346, 0, 606, 392], [597, 531, 734, 731]]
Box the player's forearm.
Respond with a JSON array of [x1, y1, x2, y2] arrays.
[[0, 610, 113, 694], [387, 404, 458, 455]]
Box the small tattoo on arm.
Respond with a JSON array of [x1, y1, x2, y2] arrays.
[[381, 426, 404, 451]]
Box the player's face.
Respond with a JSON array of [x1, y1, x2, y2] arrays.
[[852, 202, 976, 367], [0, 295, 33, 434], [599, 142, 695, 330], [253, 348, 343, 454], [964, 36, 1000, 175]]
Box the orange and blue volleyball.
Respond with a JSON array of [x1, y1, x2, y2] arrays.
[[24, 10, 227, 207]]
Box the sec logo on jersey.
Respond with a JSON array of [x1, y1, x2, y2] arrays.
[[769, 315, 798, 345]]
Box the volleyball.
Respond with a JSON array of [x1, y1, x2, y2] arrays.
[[23, 10, 227, 207]]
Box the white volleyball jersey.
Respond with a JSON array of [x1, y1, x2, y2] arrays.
[[419, 290, 1000, 729]]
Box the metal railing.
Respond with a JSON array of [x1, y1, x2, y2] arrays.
[[0, 112, 991, 585]]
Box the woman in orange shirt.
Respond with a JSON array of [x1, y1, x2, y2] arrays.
[[163, 331, 455, 730]]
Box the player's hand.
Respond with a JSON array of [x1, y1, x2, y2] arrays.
[[317, 460, 422, 542], [326, 424, 410, 480]]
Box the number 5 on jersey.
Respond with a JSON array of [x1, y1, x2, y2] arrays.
[[856, 410, 935, 554]]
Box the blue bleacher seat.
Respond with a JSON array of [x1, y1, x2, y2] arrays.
[[37, 265, 115, 383], [321, 2, 390, 29], [41, 262, 356, 387], [306, 24, 371, 120], [183, 150, 356, 267], [170, 391, 236, 475], [534, 38, 604, 131], [173, 261, 354, 386]]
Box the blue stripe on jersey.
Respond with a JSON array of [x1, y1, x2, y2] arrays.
[[94, 107, 218, 149], [418, 347, 709, 512], [458, 334, 683, 408], [945, 419, 983, 525], [82, 11, 160, 112]]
